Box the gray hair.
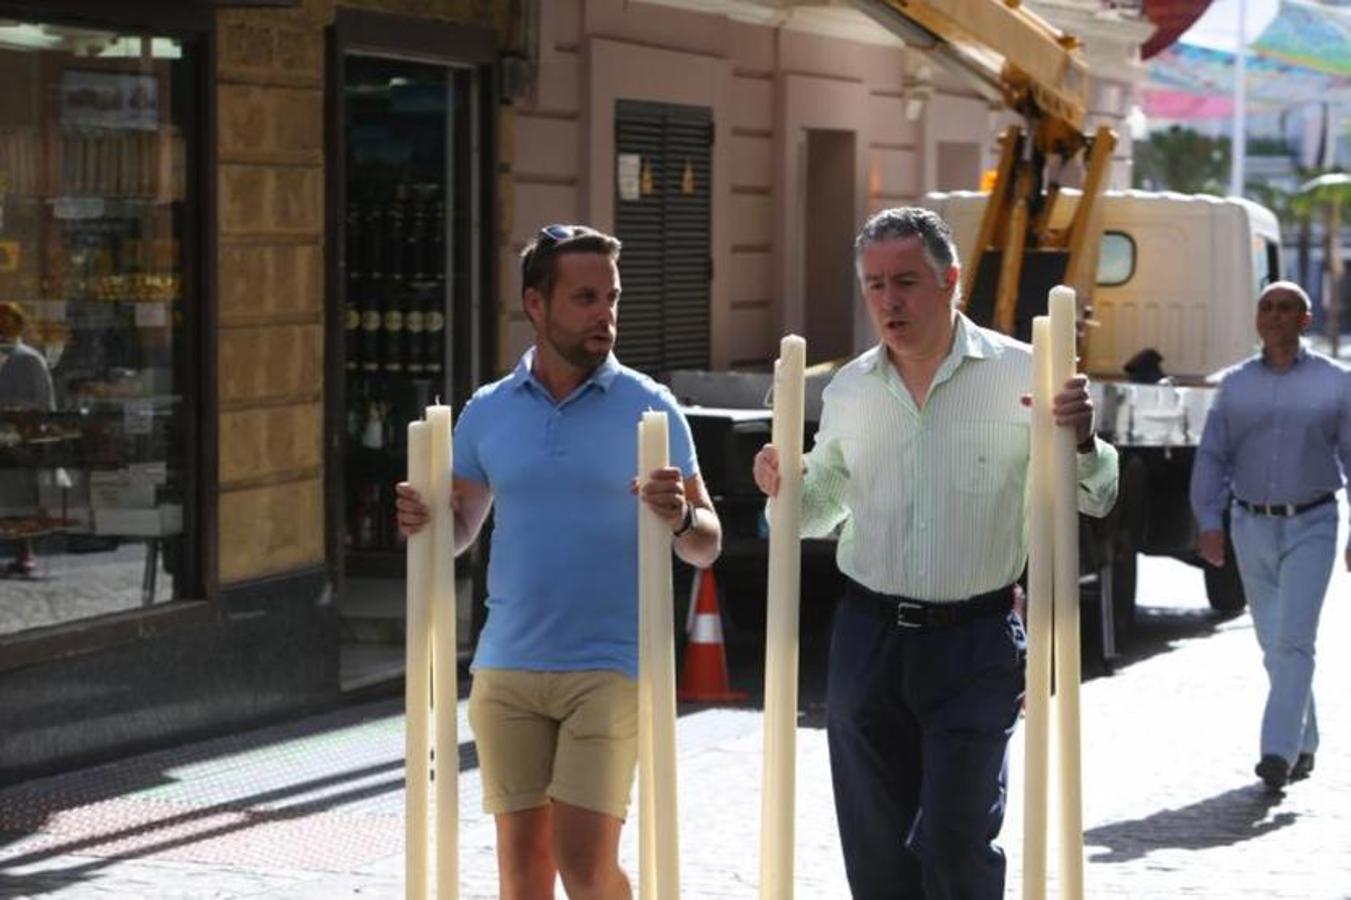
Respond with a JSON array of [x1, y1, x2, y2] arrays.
[[853, 207, 959, 286], [1259, 280, 1311, 311]]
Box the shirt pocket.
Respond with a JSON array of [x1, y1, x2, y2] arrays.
[[947, 423, 1026, 495]]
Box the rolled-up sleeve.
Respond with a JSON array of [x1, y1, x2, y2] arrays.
[[1074, 437, 1119, 518], [767, 378, 852, 539]]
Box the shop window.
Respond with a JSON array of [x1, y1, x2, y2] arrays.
[[0, 22, 197, 635]]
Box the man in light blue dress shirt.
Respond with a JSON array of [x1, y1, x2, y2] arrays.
[[755, 208, 1118, 899], [1191, 280, 1351, 792]]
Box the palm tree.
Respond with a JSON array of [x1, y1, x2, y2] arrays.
[[1296, 172, 1351, 356], [1134, 126, 1230, 195], [1247, 177, 1313, 289]]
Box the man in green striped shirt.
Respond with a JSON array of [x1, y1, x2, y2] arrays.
[[754, 207, 1118, 898]]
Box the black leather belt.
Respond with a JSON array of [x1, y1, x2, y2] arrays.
[[844, 579, 1014, 630], [1235, 493, 1335, 518]]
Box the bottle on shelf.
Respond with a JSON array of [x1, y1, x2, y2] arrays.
[[361, 398, 385, 450], [355, 483, 377, 549], [344, 201, 362, 373], [403, 196, 426, 375], [381, 196, 405, 375], [359, 203, 382, 373], [423, 199, 446, 376], [346, 377, 366, 442]]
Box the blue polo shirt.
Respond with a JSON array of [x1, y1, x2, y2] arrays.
[[453, 349, 699, 678]]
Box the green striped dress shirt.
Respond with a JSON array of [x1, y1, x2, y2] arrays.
[[800, 313, 1119, 602]]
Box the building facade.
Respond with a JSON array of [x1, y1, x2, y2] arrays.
[[1, 0, 1150, 780], [0, 0, 514, 781]]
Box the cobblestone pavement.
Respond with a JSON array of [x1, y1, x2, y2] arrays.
[[3, 552, 1351, 898]]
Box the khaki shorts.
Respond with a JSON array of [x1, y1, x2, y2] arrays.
[[468, 668, 638, 820]]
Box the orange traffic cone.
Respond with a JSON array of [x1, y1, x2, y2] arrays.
[[678, 568, 746, 703]]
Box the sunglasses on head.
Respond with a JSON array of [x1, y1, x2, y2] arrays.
[[538, 223, 584, 244]]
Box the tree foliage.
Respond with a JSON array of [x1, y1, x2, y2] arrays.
[[1132, 126, 1231, 194]]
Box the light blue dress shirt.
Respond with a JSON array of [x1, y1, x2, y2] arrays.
[[1191, 344, 1351, 533]]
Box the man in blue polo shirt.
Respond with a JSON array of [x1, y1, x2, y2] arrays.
[[396, 224, 721, 899]]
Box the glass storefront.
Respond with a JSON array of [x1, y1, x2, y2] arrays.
[[0, 21, 197, 635]]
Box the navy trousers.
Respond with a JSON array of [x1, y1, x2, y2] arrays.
[[826, 598, 1026, 899]]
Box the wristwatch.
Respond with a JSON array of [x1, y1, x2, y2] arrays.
[[672, 502, 697, 537]]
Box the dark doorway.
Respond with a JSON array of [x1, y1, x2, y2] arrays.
[[804, 129, 857, 365], [326, 12, 494, 690], [613, 99, 712, 377]]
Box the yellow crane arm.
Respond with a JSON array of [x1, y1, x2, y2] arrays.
[[852, 0, 1089, 158], [851, 0, 1117, 340]]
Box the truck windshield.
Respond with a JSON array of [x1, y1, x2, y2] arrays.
[[1252, 236, 1280, 294]]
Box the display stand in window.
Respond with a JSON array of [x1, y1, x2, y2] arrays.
[[0, 24, 195, 635]]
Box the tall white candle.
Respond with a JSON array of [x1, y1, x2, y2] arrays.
[[426, 404, 458, 899], [637, 411, 680, 899], [1049, 286, 1084, 900], [1023, 317, 1054, 900], [760, 335, 806, 899], [406, 420, 432, 900]]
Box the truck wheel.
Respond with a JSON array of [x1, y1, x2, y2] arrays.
[[1204, 556, 1246, 614]]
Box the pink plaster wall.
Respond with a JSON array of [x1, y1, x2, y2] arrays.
[[585, 35, 734, 365], [504, 2, 1046, 369]]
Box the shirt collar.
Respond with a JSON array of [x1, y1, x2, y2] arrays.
[[510, 346, 621, 396], [1259, 339, 1310, 370], [863, 311, 998, 377]]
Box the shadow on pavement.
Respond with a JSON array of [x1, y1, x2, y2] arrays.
[[1108, 604, 1246, 673], [1084, 784, 1294, 863], [0, 766, 403, 895], [0, 697, 480, 895]]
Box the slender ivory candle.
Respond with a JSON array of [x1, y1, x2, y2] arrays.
[[1022, 318, 1054, 900], [1049, 286, 1084, 900], [426, 404, 458, 899], [637, 411, 680, 899], [760, 335, 806, 899], [406, 420, 432, 900]]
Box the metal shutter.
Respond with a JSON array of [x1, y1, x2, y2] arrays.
[[614, 99, 712, 376]]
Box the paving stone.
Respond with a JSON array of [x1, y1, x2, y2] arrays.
[[4, 550, 1351, 897]]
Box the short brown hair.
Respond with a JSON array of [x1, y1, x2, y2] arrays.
[[0, 301, 27, 329], [520, 224, 621, 301]]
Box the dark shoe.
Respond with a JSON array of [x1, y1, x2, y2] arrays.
[[1290, 753, 1315, 782], [1255, 755, 1289, 791]]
